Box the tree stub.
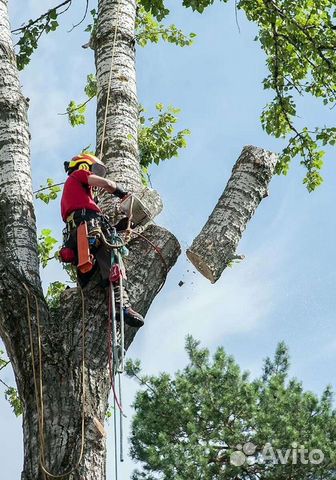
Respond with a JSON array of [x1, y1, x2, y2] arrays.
[[187, 145, 277, 283]]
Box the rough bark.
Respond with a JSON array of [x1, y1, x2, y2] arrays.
[[0, 0, 181, 479], [0, 0, 39, 287], [187, 146, 277, 283], [96, 0, 141, 193], [95, 0, 163, 222]]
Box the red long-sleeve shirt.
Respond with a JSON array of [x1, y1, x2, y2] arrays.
[[61, 170, 101, 221]]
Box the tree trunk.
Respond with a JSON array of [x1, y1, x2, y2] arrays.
[[187, 145, 277, 283], [0, 0, 181, 479]]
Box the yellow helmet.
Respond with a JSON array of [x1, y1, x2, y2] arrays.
[[65, 153, 107, 177]]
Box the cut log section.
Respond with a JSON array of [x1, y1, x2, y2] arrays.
[[187, 145, 277, 283]]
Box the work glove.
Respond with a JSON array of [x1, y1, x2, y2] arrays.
[[114, 184, 128, 199]]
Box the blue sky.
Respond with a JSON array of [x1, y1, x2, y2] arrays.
[[2, 0, 336, 478]]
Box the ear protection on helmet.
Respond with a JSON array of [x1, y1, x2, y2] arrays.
[[78, 163, 90, 171], [67, 153, 107, 177]]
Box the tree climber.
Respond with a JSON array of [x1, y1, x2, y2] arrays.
[[60, 153, 144, 328]]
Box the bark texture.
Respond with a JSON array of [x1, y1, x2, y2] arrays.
[[0, 0, 181, 479], [0, 0, 39, 287], [187, 146, 277, 283], [95, 0, 163, 222], [95, 0, 140, 195]]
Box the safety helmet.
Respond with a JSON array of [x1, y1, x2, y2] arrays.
[[64, 153, 107, 177]]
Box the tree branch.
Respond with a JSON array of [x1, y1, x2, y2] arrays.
[[11, 0, 72, 33]]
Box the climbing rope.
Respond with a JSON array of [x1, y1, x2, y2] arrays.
[[24, 284, 86, 479]]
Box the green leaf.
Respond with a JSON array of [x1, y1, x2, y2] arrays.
[[38, 229, 58, 268], [5, 387, 22, 417], [35, 178, 61, 204], [136, 5, 196, 47], [46, 281, 67, 310], [138, 103, 191, 184]]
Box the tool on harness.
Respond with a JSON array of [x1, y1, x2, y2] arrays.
[[77, 222, 94, 273], [59, 246, 75, 263]]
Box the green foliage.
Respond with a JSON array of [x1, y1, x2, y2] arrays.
[[0, 349, 9, 370], [84, 73, 97, 98], [46, 281, 67, 310], [182, 0, 228, 13], [38, 229, 58, 268], [136, 5, 196, 47], [66, 74, 97, 127], [138, 0, 170, 21], [0, 350, 22, 417], [35, 178, 61, 204], [139, 104, 190, 184], [237, 0, 336, 190], [5, 387, 22, 417], [14, 3, 67, 70], [84, 8, 98, 35], [127, 337, 336, 479], [139, 0, 228, 20]]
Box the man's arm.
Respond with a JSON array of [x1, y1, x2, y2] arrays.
[[88, 174, 128, 198]]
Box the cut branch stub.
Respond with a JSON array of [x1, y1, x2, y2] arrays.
[[187, 145, 278, 283]]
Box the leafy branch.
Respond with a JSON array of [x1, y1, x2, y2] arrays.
[[38, 229, 58, 268], [238, 0, 336, 190], [35, 178, 62, 204], [0, 350, 22, 417], [64, 74, 97, 127], [136, 5, 196, 47], [12, 0, 73, 70], [138, 104, 191, 184], [138, 0, 229, 21]]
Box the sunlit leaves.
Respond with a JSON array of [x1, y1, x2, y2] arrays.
[[38, 229, 58, 268], [139, 104, 191, 184], [14, 4, 67, 70], [237, 0, 336, 189], [46, 281, 67, 310], [66, 74, 97, 127], [84, 8, 98, 34], [67, 100, 87, 127], [35, 178, 61, 204], [0, 350, 22, 417], [5, 387, 22, 417], [136, 5, 196, 47], [182, 0, 228, 13], [138, 0, 170, 21]]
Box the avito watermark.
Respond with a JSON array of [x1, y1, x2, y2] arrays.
[[230, 442, 324, 467]]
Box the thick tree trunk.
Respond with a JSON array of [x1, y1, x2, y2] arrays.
[[96, 0, 141, 194], [95, 0, 162, 222], [187, 145, 277, 283], [1, 0, 181, 479], [0, 0, 39, 287]]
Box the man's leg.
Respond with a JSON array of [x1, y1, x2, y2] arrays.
[[114, 279, 144, 328], [95, 246, 144, 328]]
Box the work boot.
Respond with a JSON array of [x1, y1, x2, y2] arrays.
[[116, 306, 144, 328]]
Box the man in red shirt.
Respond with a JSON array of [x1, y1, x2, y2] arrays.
[[61, 153, 144, 328]]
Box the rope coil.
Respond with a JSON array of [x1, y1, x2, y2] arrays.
[[24, 284, 86, 479]]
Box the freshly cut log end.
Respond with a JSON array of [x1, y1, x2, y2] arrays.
[[187, 145, 278, 283], [186, 249, 216, 284]]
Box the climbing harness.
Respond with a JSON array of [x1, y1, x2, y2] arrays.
[[24, 284, 86, 479]]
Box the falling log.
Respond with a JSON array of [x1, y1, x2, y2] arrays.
[[187, 145, 277, 283]]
